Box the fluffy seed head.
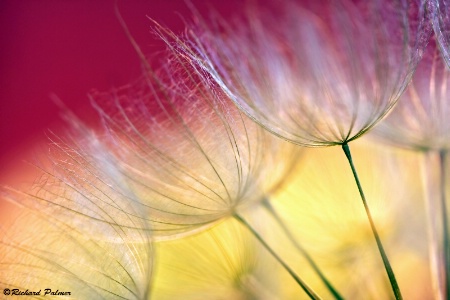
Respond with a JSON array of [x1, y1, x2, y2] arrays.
[[374, 39, 450, 151], [85, 54, 299, 240], [1, 147, 154, 299], [177, 0, 430, 147]]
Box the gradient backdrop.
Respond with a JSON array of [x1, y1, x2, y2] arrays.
[[0, 0, 239, 219]]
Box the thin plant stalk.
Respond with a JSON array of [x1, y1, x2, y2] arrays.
[[261, 199, 344, 300], [342, 143, 402, 300], [422, 151, 447, 300], [233, 213, 323, 300]]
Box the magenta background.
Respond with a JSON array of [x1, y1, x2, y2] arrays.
[[0, 0, 241, 180]]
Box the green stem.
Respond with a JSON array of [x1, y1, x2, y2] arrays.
[[342, 143, 402, 300], [438, 150, 450, 300], [262, 199, 344, 300], [233, 213, 322, 300]]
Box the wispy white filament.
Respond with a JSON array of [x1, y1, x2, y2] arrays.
[[430, 0, 450, 67]]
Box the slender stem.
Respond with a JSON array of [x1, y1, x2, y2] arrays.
[[438, 151, 450, 300], [233, 213, 323, 300], [262, 199, 344, 300], [422, 152, 445, 300], [342, 143, 402, 300]]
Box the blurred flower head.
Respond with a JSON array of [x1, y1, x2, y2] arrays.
[[153, 220, 278, 300], [374, 39, 450, 151], [177, 0, 430, 147]]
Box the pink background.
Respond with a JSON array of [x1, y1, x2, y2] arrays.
[[0, 0, 240, 219]]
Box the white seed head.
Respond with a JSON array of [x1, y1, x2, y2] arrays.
[[0, 211, 153, 299], [178, 0, 430, 147], [84, 58, 299, 240], [374, 40, 450, 151]]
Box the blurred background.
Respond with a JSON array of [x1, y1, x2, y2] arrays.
[[0, 0, 240, 222], [0, 0, 240, 179]]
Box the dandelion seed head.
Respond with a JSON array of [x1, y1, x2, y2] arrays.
[[86, 57, 299, 240], [374, 39, 450, 151], [3, 18, 298, 246], [179, 0, 430, 147], [1, 190, 153, 299]]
